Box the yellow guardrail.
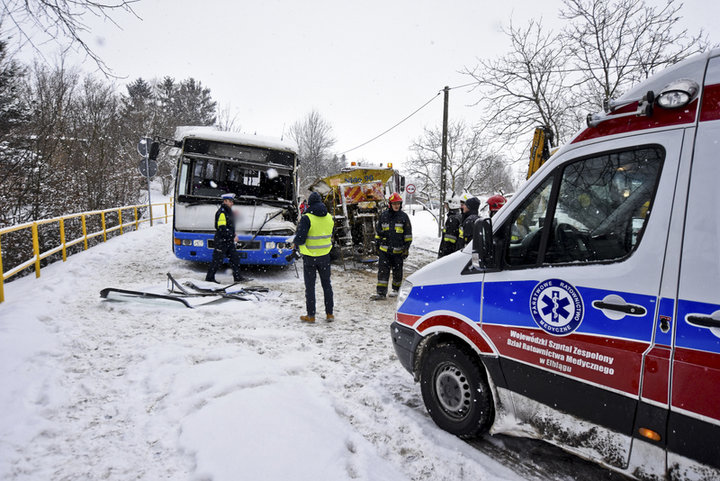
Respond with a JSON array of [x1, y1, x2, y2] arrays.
[[0, 201, 173, 303]]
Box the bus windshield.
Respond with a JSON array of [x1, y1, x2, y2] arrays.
[[176, 138, 295, 205]]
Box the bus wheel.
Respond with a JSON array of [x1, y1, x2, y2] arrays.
[[420, 343, 494, 438]]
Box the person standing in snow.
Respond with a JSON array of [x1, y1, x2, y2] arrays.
[[206, 193, 245, 283], [438, 196, 463, 258], [293, 192, 334, 323], [458, 196, 481, 248], [372, 192, 412, 300]]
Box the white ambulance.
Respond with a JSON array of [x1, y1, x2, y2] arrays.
[[391, 49, 720, 480]]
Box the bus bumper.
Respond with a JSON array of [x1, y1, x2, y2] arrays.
[[173, 231, 295, 266]]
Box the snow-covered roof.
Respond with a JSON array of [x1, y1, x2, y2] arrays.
[[174, 126, 298, 154]]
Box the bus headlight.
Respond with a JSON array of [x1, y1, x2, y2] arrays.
[[266, 241, 276, 249], [193, 239, 204, 247], [397, 280, 413, 308]]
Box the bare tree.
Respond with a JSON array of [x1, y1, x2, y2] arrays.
[[407, 120, 514, 199], [1, 0, 139, 75], [288, 110, 338, 189], [560, 0, 710, 108], [462, 20, 582, 157], [215, 104, 242, 133], [0, 37, 31, 227]]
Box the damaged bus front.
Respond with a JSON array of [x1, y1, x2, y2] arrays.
[[172, 129, 299, 266]]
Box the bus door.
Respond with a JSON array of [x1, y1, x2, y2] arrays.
[[480, 130, 684, 468]]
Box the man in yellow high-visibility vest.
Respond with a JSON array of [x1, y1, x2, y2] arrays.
[[293, 192, 334, 323]]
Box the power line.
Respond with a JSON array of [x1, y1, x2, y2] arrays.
[[338, 91, 441, 156]]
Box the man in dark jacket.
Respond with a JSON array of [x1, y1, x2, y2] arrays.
[[438, 196, 463, 258], [206, 193, 245, 283], [459, 196, 481, 248], [372, 192, 412, 300], [293, 192, 334, 323]]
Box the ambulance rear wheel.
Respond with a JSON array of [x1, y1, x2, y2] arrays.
[[420, 343, 494, 438]]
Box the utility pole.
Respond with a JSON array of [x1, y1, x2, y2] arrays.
[[439, 86, 449, 237]]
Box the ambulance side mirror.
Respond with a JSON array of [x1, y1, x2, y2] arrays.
[[471, 217, 494, 270]]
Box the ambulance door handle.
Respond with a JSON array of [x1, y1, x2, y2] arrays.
[[592, 295, 647, 320], [686, 313, 720, 329], [593, 301, 647, 315]]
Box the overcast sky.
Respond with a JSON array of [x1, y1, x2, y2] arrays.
[[15, 0, 720, 170]]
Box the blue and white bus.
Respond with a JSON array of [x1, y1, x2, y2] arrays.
[[171, 128, 298, 266]]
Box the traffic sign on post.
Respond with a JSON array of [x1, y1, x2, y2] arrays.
[[138, 159, 157, 178], [406, 184, 416, 194], [137, 137, 152, 157]]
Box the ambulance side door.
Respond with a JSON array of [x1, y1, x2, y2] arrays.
[[480, 130, 682, 469], [668, 57, 720, 475]]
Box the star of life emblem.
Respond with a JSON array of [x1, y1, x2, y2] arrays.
[[530, 279, 584, 336]]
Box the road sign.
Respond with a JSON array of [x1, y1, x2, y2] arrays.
[[137, 137, 152, 157], [406, 183, 416, 194], [138, 159, 157, 178]]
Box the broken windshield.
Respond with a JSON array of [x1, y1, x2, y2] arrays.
[[177, 157, 294, 204]]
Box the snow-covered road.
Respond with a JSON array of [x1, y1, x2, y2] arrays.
[[0, 214, 627, 480]]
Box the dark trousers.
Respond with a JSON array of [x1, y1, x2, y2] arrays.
[[206, 241, 242, 281], [377, 251, 404, 296], [302, 254, 333, 316]]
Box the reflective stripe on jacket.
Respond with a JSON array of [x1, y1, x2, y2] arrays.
[[375, 208, 412, 255], [299, 213, 334, 257]]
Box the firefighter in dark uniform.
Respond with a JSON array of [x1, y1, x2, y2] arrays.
[[486, 194, 507, 218], [459, 196, 481, 248], [438, 195, 463, 258], [293, 192, 335, 323], [206, 193, 245, 283], [372, 192, 412, 300]]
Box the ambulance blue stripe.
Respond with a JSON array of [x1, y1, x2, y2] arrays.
[[405, 280, 657, 342], [676, 299, 720, 354], [401, 282, 482, 321]]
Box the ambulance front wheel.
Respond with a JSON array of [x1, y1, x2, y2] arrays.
[[420, 343, 494, 438]]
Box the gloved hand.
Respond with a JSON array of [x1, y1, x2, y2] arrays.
[[402, 249, 409, 260]]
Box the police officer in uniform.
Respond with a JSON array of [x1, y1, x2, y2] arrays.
[[438, 196, 463, 258], [372, 192, 412, 299], [206, 193, 245, 283], [459, 196, 481, 248], [293, 192, 334, 323]]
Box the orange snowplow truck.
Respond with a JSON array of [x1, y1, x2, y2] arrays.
[[309, 167, 404, 262]]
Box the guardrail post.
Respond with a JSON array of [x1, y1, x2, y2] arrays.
[[119, 209, 124, 235], [32, 222, 41, 278], [60, 218, 67, 261], [101, 211, 107, 242], [0, 235, 4, 303], [134, 207, 139, 231], [82, 214, 88, 250], [164, 203, 168, 223]]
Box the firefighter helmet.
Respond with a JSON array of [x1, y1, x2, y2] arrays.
[[388, 192, 403, 204], [487, 194, 507, 212], [448, 196, 461, 210]]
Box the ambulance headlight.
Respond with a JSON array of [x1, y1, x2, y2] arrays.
[[657, 79, 699, 109], [397, 280, 413, 307], [266, 241, 276, 249]]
